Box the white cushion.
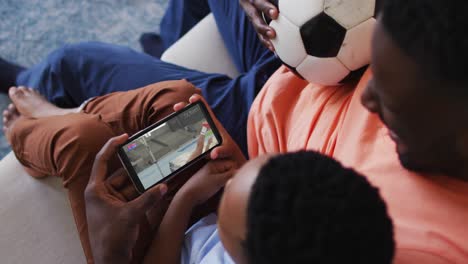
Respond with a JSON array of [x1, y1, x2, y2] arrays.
[[0, 152, 86, 263], [161, 14, 240, 79]]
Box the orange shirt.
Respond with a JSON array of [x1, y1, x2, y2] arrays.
[[247, 66, 468, 263]]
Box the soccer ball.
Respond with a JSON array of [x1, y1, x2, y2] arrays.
[[264, 0, 382, 85]]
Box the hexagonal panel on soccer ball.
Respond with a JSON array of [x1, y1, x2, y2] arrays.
[[324, 0, 376, 29], [277, 0, 325, 26], [297, 56, 350, 85], [337, 18, 376, 71], [299, 12, 347, 58], [270, 14, 308, 67]]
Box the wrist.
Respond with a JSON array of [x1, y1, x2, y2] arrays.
[[94, 251, 129, 264], [174, 187, 198, 209], [91, 237, 133, 264]]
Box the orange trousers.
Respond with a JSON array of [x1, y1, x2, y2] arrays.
[[10, 80, 201, 263]]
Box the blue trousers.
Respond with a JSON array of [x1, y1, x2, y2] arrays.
[[16, 0, 281, 155]]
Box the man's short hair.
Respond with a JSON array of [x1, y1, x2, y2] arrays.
[[245, 151, 395, 264], [382, 0, 468, 93]]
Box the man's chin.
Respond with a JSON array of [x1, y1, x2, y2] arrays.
[[396, 146, 429, 173], [397, 152, 420, 171], [396, 143, 462, 176], [397, 151, 437, 174]]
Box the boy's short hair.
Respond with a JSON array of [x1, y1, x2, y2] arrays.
[[245, 151, 395, 264], [382, 0, 468, 92]]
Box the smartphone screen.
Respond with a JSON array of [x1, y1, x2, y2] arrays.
[[119, 102, 222, 192]]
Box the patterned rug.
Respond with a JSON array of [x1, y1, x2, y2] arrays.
[[0, 0, 168, 159]]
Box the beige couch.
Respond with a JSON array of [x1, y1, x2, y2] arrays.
[[0, 14, 239, 264]]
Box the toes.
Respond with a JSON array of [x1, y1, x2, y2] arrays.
[[3, 115, 8, 126], [13, 86, 40, 97], [2, 103, 20, 135], [17, 86, 27, 95], [2, 104, 20, 125], [3, 109, 10, 119], [7, 103, 18, 115], [19, 86, 34, 93], [8, 86, 17, 98], [8, 86, 26, 99], [9, 86, 27, 100], [28, 87, 43, 97], [3, 111, 11, 126]]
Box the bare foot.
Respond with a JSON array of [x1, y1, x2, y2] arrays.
[[2, 102, 48, 178], [2, 103, 20, 144], [8, 86, 79, 118]]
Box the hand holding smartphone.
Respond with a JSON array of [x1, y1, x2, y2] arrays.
[[118, 101, 223, 193]]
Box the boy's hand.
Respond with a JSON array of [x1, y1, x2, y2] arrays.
[[85, 134, 167, 264], [173, 94, 247, 168], [178, 159, 236, 206], [239, 0, 278, 51]]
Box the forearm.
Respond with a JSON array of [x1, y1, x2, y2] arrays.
[[143, 192, 195, 264]]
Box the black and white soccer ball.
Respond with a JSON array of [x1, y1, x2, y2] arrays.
[[264, 0, 382, 85]]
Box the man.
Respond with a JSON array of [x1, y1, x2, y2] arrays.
[[245, 0, 468, 262]]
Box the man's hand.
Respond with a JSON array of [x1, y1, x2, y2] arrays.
[[173, 94, 247, 168], [85, 134, 168, 264], [240, 0, 279, 51]]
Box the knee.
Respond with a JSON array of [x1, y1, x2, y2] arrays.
[[45, 42, 108, 70], [143, 80, 201, 120], [166, 80, 201, 104], [46, 43, 79, 65], [149, 80, 200, 105], [53, 115, 115, 167], [63, 115, 113, 151]]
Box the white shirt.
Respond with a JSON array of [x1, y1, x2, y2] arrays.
[[180, 213, 235, 264]]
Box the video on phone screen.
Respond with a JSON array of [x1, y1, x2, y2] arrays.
[[123, 104, 219, 189]]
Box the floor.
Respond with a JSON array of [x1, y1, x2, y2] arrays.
[[0, 0, 168, 159]]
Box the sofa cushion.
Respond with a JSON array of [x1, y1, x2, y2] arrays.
[[161, 14, 240, 79], [0, 152, 86, 263]]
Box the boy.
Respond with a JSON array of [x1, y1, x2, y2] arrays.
[[142, 150, 396, 263]]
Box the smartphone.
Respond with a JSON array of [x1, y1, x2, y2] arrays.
[[118, 101, 223, 193]]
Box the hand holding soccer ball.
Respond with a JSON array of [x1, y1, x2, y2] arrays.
[[239, 0, 279, 51], [242, 0, 382, 86]]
